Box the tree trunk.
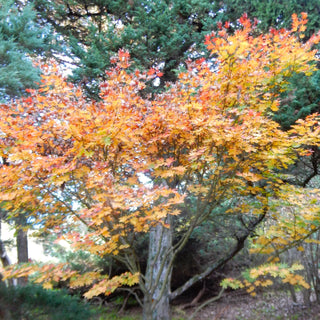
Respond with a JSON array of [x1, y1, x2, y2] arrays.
[[16, 215, 28, 286], [143, 217, 173, 320]]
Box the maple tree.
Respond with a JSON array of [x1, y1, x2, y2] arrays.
[[1, 13, 320, 320]]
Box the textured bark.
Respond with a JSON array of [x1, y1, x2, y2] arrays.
[[16, 216, 28, 286], [17, 228, 28, 263], [141, 211, 267, 319], [143, 218, 173, 320]]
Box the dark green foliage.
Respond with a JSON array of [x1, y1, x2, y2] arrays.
[[0, 0, 52, 100], [32, 0, 220, 97], [32, 0, 320, 80], [31, 0, 320, 105], [274, 71, 320, 130], [0, 283, 95, 320], [214, 0, 320, 39]]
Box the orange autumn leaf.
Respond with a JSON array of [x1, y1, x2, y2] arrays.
[[1, 17, 320, 300]]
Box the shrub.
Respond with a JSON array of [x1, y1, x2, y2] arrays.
[[0, 283, 95, 320]]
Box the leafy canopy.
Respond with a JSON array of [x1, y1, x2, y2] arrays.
[[1, 14, 320, 299]]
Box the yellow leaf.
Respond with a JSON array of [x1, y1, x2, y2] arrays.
[[0, 192, 17, 201]]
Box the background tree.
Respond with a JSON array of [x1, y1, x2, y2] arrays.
[[0, 0, 57, 283], [31, 0, 221, 96], [1, 15, 320, 320], [215, 0, 320, 38], [0, 0, 53, 101], [30, 0, 320, 96]]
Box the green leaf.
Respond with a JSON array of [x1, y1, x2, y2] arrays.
[[103, 136, 112, 146]]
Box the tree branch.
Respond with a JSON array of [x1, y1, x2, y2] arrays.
[[187, 287, 225, 320], [170, 210, 267, 300]]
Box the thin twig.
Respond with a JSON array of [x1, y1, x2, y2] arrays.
[[188, 287, 225, 320]]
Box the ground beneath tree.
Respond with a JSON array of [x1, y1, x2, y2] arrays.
[[115, 290, 320, 320], [184, 290, 320, 320]]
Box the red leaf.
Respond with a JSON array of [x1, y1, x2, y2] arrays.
[[118, 49, 130, 59], [147, 68, 156, 76]]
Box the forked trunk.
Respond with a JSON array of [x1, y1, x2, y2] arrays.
[[143, 218, 173, 320]]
